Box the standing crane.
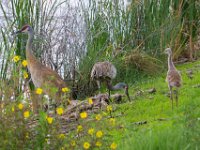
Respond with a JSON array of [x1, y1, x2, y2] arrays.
[[13, 25, 67, 112], [91, 61, 130, 101], [165, 48, 182, 109]]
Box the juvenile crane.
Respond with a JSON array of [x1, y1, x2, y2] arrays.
[[14, 25, 67, 112], [91, 61, 130, 101], [165, 48, 182, 109]]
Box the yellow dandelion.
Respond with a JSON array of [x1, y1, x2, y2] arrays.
[[71, 140, 76, 146], [88, 98, 93, 105], [58, 133, 65, 139], [95, 114, 102, 121], [88, 128, 94, 135], [11, 106, 15, 112], [35, 88, 43, 95], [109, 118, 116, 126], [83, 142, 90, 150], [47, 117, 53, 124], [56, 107, 64, 115], [80, 111, 88, 119], [110, 142, 117, 150], [77, 125, 83, 132], [62, 87, 70, 93], [23, 71, 29, 79], [23, 111, 30, 118], [18, 103, 24, 110], [95, 141, 102, 147], [107, 105, 113, 112], [22, 60, 28, 67], [13, 55, 20, 62], [96, 130, 103, 138]]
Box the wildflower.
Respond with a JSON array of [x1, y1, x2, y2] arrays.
[[47, 117, 53, 124], [88, 98, 93, 105], [11, 106, 15, 112], [23, 71, 29, 79], [25, 132, 29, 139], [95, 141, 102, 147], [56, 107, 64, 115], [80, 111, 87, 119], [58, 133, 65, 139], [22, 60, 28, 67], [95, 114, 102, 121], [23, 111, 30, 118], [71, 140, 76, 146], [109, 118, 116, 126], [96, 130, 103, 138], [62, 87, 70, 93], [83, 142, 90, 150], [110, 142, 117, 150], [13, 55, 20, 62], [60, 147, 65, 150], [107, 105, 113, 112], [18, 103, 24, 110], [77, 125, 83, 132], [88, 128, 94, 135], [35, 88, 43, 95]]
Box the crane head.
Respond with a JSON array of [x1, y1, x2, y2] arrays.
[[13, 25, 32, 35], [164, 48, 172, 55]]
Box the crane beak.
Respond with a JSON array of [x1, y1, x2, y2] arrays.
[[12, 30, 22, 35], [125, 86, 131, 102]]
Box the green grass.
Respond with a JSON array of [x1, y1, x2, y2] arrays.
[[109, 61, 200, 149]]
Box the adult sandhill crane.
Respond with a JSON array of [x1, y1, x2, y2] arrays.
[[165, 48, 182, 109], [13, 25, 67, 112], [91, 61, 130, 101]]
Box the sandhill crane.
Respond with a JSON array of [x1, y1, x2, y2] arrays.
[[91, 61, 130, 101], [165, 48, 182, 109], [13, 25, 67, 112]]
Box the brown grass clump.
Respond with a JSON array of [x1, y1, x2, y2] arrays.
[[125, 50, 163, 75]]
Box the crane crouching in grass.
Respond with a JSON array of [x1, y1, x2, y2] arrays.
[[13, 25, 68, 113], [165, 48, 182, 109], [91, 61, 130, 101]]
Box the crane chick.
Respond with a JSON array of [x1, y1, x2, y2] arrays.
[[165, 48, 182, 109], [91, 61, 130, 101]]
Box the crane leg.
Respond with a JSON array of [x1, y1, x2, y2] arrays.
[[169, 85, 173, 110], [174, 89, 178, 107], [96, 80, 101, 94]]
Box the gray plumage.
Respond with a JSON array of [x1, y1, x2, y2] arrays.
[[165, 48, 182, 109], [91, 61, 130, 101]]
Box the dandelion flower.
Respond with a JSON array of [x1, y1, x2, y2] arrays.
[[80, 111, 87, 119], [83, 142, 90, 150], [110, 142, 117, 150], [18, 103, 24, 110], [96, 130, 103, 138], [23, 71, 29, 79], [71, 140, 76, 146], [36, 88, 43, 95], [88, 128, 94, 135], [95, 141, 102, 147], [58, 133, 65, 139], [77, 125, 83, 132], [47, 117, 53, 124], [23, 111, 30, 118], [95, 114, 102, 121], [56, 107, 64, 115], [106, 105, 113, 112], [109, 118, 116, 126], [13, 55, 20, 62], [62, 87, 70, 93], [22, 60, 28, 67], [88, 98, 93, 105], [11, 106, 15, 112]]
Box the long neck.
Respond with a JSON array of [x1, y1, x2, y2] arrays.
[[106, 82, 124, 91], [168, 54, 176, 70], [26, 31, 38, 65]]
